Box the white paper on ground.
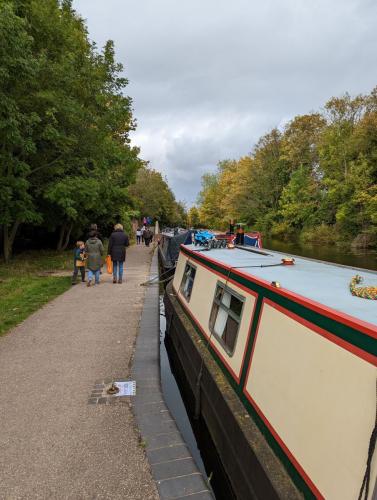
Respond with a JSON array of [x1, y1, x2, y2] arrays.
[[113, 381, 136, 396]]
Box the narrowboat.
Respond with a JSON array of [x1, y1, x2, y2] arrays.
[[159, 227, 262, 275], [158, 228, 193, 276], [164, 243, 377, 499]]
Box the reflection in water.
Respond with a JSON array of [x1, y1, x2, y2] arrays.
[[263, 239, 377, 271]]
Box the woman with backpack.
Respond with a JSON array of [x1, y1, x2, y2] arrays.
[[85, 232, 104, 286]]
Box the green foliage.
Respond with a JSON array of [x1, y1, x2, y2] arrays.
[[197, 89, 377, 248], [0, 2, 41, 230], [129, 166, 186, 227], [278, 165, 320, 228], [198, 173, 224, 229], [300, 224, 339, 245], [119, 207, 140, 237], [0, 0, 143, 259], [187, 206, 201, 228]]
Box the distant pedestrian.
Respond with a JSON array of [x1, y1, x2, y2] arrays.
[[141, 225, 146, 243], [85, 231, 104, 286], [108, 223, 129, 284], [235, 224, 245, 245], [72, 241, 86, 285], [144, 227, 153, 247], [136, 227, 142, 245]]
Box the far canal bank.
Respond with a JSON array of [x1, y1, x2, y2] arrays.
[[263, 237, 377, 271]]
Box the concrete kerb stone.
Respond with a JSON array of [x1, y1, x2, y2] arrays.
[[158, 474, 211, 500], [132, 250, 214, 500]]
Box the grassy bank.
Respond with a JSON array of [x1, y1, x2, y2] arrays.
[[0, 251, 73, 336]]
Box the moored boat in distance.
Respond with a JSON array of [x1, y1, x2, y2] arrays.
[[158, 228, 193, 277], [164, 242, 377, 499], [159, 227, 263, 276]]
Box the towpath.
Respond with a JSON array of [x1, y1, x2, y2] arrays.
[[0, 244, 159, 499]]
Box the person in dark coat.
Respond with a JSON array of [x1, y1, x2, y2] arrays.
[[108, 223, 129, 284], [143, 227, 153, 246]]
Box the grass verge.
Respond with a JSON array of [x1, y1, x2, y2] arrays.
[[0, 250, 73, 336]]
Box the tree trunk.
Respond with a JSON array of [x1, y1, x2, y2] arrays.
[[57, 223, 67, 251], [3, 222, 20, 263], [61, 224, 73, 251], [3, 225, 10, 263]]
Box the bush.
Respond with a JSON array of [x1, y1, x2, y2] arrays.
[[351, 231, 377, 249], [269, 221, 297, 240], [300, 224, 339, 244]]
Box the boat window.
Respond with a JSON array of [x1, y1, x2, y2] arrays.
[[209, 283, 244, 355], [180, 262, 196, 301]]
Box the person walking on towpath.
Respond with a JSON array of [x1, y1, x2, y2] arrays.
[[87, 223, 104, 274], [85, 231, 104, 286], [143, 227, 153, 247], [141, 225, 146, 243], [71, 240, 86, 285], [136, 227, 142, 245], [108, 223, 129, 284]]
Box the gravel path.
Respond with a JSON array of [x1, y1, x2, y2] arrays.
[[0, 244, 159, 500]]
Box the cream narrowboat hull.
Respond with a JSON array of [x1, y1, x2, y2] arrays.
[[164, 244, 377, 500]]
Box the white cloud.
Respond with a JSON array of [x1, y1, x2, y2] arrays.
[[74, 0, 377, 204]]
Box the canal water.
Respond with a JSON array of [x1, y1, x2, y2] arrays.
[[159, 296, 206, 475], [263, 238, 377, 271]]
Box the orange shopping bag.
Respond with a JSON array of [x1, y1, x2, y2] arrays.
[[106, 255, 113, 274]]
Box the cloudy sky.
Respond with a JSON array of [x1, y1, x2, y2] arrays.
[[74, 0, 377, 205]]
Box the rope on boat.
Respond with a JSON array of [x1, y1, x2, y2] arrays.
[[358, 378, 377, 500], [140, 275, 174, 286], [350, 275, 377, 300], [232, 263, 285, 269], [140, 266, 176, 286]]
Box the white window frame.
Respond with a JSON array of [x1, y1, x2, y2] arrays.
[[180, 261, 197, 302], [209, 282, 245, 356]]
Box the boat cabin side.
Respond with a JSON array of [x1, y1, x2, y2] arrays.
[[172, 245, 377, 500]]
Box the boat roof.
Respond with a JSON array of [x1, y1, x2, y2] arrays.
[[182, 244, 377, 328]]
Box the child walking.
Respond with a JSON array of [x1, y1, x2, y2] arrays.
[[72, 241, 86, 285]]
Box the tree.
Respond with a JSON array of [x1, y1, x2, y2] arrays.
[[281, 114, 325, 174], [0, 1, 142, 258], [0, 2, 41, 261], [187, 207, 200, 228], [129, 167, 184, 226], [279, 165, 321, 230], [197, 173, 224, 228], [245, 129, 289, 231], [195, 88, 377, 246]]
